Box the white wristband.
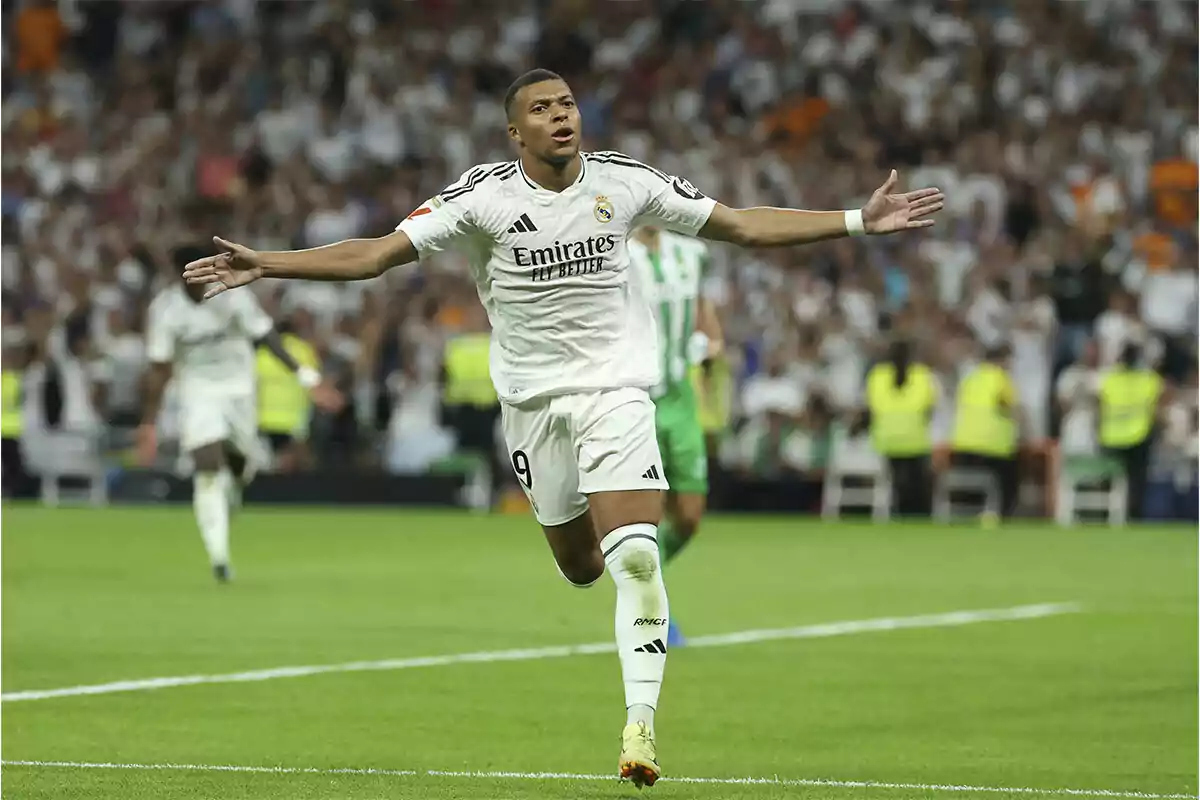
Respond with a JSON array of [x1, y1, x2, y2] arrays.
[[687, 331, 711, 365], [297, 366, 321, 390], [844, 208, 866, 237]]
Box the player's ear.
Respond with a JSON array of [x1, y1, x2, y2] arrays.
[[508, 123, 522, 147]]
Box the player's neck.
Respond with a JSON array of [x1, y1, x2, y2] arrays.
[[520, 152, 581, 193]]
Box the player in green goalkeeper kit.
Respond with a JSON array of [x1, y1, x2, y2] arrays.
[[629, 225, 724, 647]]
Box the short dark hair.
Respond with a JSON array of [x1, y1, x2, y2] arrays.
[[504, 68, 564, 120]]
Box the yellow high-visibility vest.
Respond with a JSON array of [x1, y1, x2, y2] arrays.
[[691, 358, 731, 433], [1, 370, 22, 438], [952, 363, 1017, 458], [867, 362, 935, 457], [256, 335, 318, 435], [1099, 368, 1161, 448], [443, 334, 496, 408]]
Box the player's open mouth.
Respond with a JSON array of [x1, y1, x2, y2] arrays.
[[552, 128, 575, 143]]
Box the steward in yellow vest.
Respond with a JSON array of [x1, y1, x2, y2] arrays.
[[867, 348, 936, 458], [442, 333, 497, 410], [951, 348, 1020, 516], [1100, 362, 1161, 450], [441, 331, 501, 463], [691, 357, 731, 439], [1098, 344, 1163, 520], [1, 341, 31, 498], [1, 369, 23, 441], [257, 332, 320, 446], [953, 353, 1018, 458], [866, 340, 938, 515]]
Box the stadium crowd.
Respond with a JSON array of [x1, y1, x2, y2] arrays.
[[2, 0, 1196, 511]]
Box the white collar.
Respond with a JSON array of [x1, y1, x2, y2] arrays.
[[517, 154, 587, 194]]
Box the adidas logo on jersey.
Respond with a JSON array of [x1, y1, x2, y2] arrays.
[[634, 638, 667, 654], [507, 214, 538, 234], [642, 465, 661, 480]]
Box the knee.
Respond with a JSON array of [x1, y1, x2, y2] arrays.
[[604, 534, 661, 583], [192, 447, 224, 474], [556, 551, 605, 588]]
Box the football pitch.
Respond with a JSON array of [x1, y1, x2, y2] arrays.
[[1, 506, 1196, 799]]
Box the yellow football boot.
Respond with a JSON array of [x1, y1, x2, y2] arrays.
[[619, 721, 660, 788]]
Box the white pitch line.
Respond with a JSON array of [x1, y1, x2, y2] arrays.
[[2, 602, 1080, 703], [2, 759, 1193, 799]]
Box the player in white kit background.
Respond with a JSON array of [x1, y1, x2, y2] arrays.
[[182, 69, 944, 786], [138, 245, 343, 583]]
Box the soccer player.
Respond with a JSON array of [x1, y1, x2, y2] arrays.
[[628, 225, 722, 648], [138, 245, 342, 583], [182, 69, 943, 785]]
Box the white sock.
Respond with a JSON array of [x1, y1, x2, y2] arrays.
[[628, 703, 655, 731], [193, 470, 232, 567], [601, 523, 669, 732]]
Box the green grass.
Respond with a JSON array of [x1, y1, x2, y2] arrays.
[[2, 506, 1196, 799]]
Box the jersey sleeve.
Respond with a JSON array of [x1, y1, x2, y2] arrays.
[[233, 291, 274, 340], [144, 299, 175, 364], [636, 173, 718, 236], [395, 168, 483, 260]]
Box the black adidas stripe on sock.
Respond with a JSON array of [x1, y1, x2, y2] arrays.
[[602, 532, 657, 559]]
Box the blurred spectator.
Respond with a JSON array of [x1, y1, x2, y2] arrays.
[[1147, 366, 1198, 521], [1010, 274, 1057, 441], [740, 348, 804, 422], [1098, 343, 1163, 521], [23, 309, 108, 437], [1055, 338, 1101, 456], [16, 0, 65, 75], [865, 339, 938, 516], [1094, 289, 1162, 370], [98, 304, 147, 427], [1, 337, 30, 497], [256, 310, 322, 473]]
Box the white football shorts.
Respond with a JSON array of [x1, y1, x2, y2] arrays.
[[500, 386, 669, 526], [178, 391, 261, 457]]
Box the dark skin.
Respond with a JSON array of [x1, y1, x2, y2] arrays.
[[181, 76, 944, 581], [136, 281, 343, 471]]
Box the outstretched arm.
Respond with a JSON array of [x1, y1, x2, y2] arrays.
[[186, 168, 486, 299], [256, 231, 416, 281], [183, 231, 417, 299], [699, 170, 943, 248]]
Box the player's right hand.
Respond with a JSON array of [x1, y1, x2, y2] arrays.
[[182, 237, 265, 300], [135, 423, 158, 467]]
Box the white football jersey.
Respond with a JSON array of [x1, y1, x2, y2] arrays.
[[396, 152, 717, 403], [628, 229, 710, 397], [146, 285, 274, 397]]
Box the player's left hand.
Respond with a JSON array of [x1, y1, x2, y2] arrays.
[[861, 170, 944, 235], [308, 382, 346, 414], [183, 237, 265, 300]]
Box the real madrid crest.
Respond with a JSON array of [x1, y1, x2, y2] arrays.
[[594, 195, 614, 224]]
